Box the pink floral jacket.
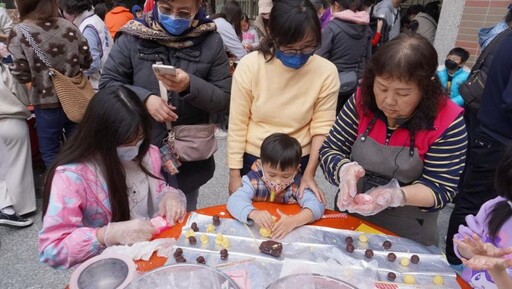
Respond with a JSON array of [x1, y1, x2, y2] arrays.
[[38, 146, 176, 269]]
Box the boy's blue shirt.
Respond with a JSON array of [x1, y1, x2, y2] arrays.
[[226, 160, 325, 224]]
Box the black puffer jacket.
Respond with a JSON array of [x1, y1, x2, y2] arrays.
[[100, 32, 232, 194], [316, 17, 372, 79]]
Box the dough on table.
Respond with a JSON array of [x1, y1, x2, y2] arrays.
[[206, 223, 215, 233], [432, 275, 444, 285], [358, 234, 368, 243], [400, 257, 410, 267], [260, 227, 272, 238], [403, 275, 415, 284]]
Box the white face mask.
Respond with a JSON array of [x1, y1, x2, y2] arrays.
[[117, 140, 143, 161]]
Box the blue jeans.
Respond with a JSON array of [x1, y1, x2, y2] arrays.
[[34, 107, 76, 168]]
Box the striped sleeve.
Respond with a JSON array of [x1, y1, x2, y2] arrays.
[[414, 115, 468, 211], [319, 96, 359, 186]]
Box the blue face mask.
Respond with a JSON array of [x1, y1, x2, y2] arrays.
[[275, 49, 314, 69], [159, 12, 192, 36], [117, 140, 143, 161]]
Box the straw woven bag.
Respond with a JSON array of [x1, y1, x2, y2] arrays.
[[19, 24, 94, 123]]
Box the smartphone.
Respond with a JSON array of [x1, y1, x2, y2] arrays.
[[152, 64, 176, 76]]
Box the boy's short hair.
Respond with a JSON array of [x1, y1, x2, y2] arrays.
[[448, 47, 470, 63], [260, 133, 302, 170]]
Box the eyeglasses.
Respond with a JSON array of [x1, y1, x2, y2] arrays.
[[278, 45, 318, 56], [158, 5, 194, 19]]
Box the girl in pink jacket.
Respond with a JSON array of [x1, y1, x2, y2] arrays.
[[39, 86, 186, 269]]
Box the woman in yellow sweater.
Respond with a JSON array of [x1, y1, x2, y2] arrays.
[[227, 0, 340, 203]]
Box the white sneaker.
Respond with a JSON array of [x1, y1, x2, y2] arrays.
[[215, 128, 228, 139]]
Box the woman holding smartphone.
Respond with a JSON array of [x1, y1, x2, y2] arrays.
[[100, 0, 232, 211]]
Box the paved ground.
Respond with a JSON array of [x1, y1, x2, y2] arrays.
[[0, 138, 453, 288]]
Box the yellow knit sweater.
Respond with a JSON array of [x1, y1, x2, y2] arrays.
[[227, 51, 340, 169]]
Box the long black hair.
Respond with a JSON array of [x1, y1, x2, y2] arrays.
[[42, 86, 155, 222], [211, 1, 243, 39], [487, 147, 512, 240], [259, 0, 321, 61]]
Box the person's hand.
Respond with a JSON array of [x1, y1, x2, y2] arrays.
[[297, 173, 326, 205], [337, 162, 365, 211], [271, 209, 298, 239], [248, 209, 274, 230], [345, 179, 404, 216], [155, 68, 190, 93], [228, 170, 242, 195], [462, 254, 512, 271], [145, 94, 178, 122], [157, 189, 187, 226], [104, 219, 155, 246], [454, 233, 512, 259]]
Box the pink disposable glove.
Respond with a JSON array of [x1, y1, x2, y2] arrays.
[[336, 162, 365, 211], [104, 219, 155, 246], [157, 188, 187, 226], [345, 179, 404, 216]]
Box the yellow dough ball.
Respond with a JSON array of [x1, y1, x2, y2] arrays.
[[432, 275, 444, 285], [403, 274, 415, 284], [206, 223, 215, 233], [215, 233, 224, 245], [260, 227, 272, 238], [400, 257, 410, 267], [358, 234, 368, 243], [184, 229, 196, 238], [221, 237, 230, 248], [200, 234, 209, 244]]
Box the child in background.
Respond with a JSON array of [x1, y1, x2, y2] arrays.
[[39, 86, 186, 269], [241, 13, 260, 52], [454, 147, 512, 289], [227, 133, 325, 239], [436, 47, 470, 107]]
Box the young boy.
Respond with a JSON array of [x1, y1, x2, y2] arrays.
[[227, 133, 325, 239], [436, 47, 470, 107]]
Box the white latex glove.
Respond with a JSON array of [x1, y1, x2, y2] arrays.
[[346, 179, 404, 216], [157, 188, 187, 226], [336, 162, 365, 211], [104, 219, 155, 246]]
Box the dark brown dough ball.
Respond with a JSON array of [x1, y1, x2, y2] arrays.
[[220, 249, 229, 260], [176, 256, 186, 263], [259, 240, 283, 257], [191, 222, 199, 232], [383, 240, 392, 250], [212, 215, 221, 226], [387, 253, 397, 262], [387, 272, 396, 281], [410, 254, 420, 264], [346, 243, 355, 253], [188, 236, 197, 245], [345, 236, 353, 244], [173, 248, 183, 258], [364, 249, 374, 258], [196, 256, 206, 264]]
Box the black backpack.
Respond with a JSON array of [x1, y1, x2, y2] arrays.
[[459, 28, 512, 111]]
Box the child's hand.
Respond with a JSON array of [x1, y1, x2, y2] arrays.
[[248, 209, 274, 230], [455, 233, 512, 259], [271, 209, 298, 239], [461, 255, 512, 271]]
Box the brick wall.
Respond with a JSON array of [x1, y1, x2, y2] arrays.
[[456, 0, 510, 67]]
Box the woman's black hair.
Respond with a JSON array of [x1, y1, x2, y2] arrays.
[[211, 1, 243, 39], [359, 33, 445, 133], [42, 86, 156, 222], [487, 147, 512, 240], [59, 0, 93, 16], [331, 0, 365, 12], [260, 133, 302, 170], [259, 0, 321, 61]]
